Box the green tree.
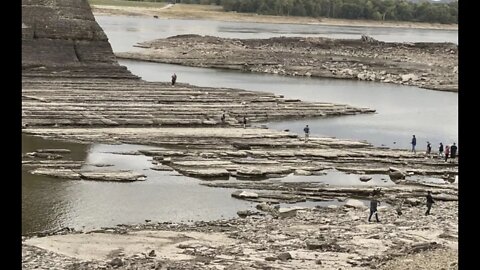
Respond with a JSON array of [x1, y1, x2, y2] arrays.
[[341, 3, 363, 19], [292, 0, 307, 16], [395, 0, 413, 21]]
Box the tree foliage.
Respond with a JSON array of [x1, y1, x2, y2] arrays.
[[131, 0, 458, 24]]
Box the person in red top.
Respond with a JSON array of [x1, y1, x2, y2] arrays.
[[444, 145, 450, 162]]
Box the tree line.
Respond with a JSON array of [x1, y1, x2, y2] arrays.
[[132, 0, 458, 24]]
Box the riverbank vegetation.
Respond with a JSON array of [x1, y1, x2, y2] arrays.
[[116, 0, 458, 24], [88, 0, 167, 8]]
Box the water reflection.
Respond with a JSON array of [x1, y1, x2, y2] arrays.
[[22, 135, 89, 234]]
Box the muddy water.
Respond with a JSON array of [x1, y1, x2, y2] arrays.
[[22, 135, 256, 234]]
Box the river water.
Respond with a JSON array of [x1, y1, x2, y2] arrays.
[[22, 135, 254, 234], [94, 15, 458, 53], [22, 15, 457, 234]]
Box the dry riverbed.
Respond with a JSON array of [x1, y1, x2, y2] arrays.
[[22, 199, 457, 269]]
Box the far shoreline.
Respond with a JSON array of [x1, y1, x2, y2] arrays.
[[91, 4, 458, 31]]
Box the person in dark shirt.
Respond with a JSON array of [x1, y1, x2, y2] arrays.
[[411, 135, 416, 153], [438, 142, 444, 157], [171, 73, 177, 85], [426, 141, 432, 155], [450, 143, 457, 159], [396, 199, 404, 216], [303, 125, 310, 143], [221, 112, 226, 124], [425, 191, 435, 215], [368, 195, 381, 222]]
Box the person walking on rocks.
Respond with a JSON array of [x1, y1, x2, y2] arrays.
[[243, 116, 247, 129], [411, 135, 416, 153], [304, 125, 310, 143], [426, 141, 432, 155], [450, 143, 457, 159], [396, 199, 404, 216], [221, 112, 226, 124], [444, 145, 450, 162], [171, 73, 177, 85], [368, 195, 381, 222], [425, 191, 435, 215], [438, 142, 444, 158]]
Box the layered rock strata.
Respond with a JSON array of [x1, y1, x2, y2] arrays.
[[22, 0, 136, 79], [22, 78, 373, 128], [23, 127, 458, 183]]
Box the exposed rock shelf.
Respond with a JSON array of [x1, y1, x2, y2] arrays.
[[117, 35, 458, 92], [22, 77, 374, 128], [23, 127, 458, 183]]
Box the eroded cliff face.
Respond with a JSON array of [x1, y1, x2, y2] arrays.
[[22, 0, 137, 79]]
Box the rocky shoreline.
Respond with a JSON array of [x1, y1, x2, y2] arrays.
[[117, 35, 458, 92], [23, 197, 457, 270]]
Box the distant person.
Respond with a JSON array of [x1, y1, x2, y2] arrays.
[[303, 125, 310, 142], [425, 191, 435, 215], [395, 199, 405, 216], [243, 116, 247, 129], [368, 195, 381, 222], [221, 112, 226, 124], [411, 135, 416, 153], [450, 143, 457, 159], [438, 142, 444, 157], [171, 73, 177, 85], [444, 145, 450, 162], [426, 141, 432, 155]]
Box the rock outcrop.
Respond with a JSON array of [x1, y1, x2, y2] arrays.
[[22, 0, 137, 79]]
